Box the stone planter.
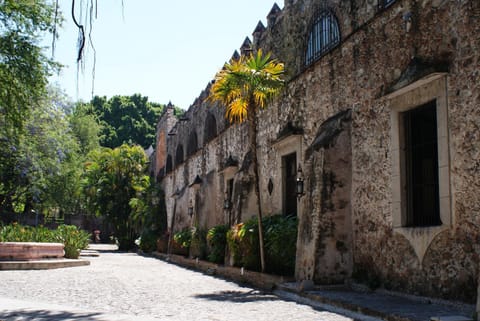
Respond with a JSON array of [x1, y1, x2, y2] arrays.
[[0, 242, 65, 260], [156, 238, 168, 253], [171, 240, 189, 256]]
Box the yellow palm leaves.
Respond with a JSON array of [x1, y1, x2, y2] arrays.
[[209, 49, 284, 123]]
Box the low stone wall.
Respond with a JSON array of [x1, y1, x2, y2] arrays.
[[151, 252, 294, 291], [0, 242, 65, 260]]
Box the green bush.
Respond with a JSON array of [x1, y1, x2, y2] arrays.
[[206, 225, 228, 264], [225, 215, 298, 275], [190, 228, 207, 259], [173, 228, 192, 249], [0, 223, 90, 259], [263, 215, 298, 276], [139, 228, 159, 253], [55, 225, 91, 259], [226, 218, 260, 271], [0, 224, 55, 242]]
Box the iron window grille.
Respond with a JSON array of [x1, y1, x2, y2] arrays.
[[305, 10, 340, 66]]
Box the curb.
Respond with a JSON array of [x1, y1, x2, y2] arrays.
[[0, 258, 90, 270], [149, 251, 475, 321], [150, 251, 294, 291]]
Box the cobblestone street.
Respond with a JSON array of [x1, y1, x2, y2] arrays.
[[0, 247, 372, 321]]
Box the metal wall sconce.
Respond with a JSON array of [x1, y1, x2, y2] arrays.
[[224, 199, 231, 210], [403, 11, 412, 32], [223, 192, 232, 210], [188, 200, 194, 217], [296, 165, 305, 199]]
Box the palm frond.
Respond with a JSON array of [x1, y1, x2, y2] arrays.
[[208, 49, 284, 123]]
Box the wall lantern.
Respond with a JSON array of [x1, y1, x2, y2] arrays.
[[296, 166, 305, 199], [188, 200, 194, 217], [223, 196, 232, 210], [403, 11, 412, 32], [223, 199, 231, 210], [189, 175, 202, 190]]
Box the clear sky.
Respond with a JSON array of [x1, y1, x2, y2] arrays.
[[48, 0, 281, 110]]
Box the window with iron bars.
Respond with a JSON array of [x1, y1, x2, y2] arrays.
[[305, 10, 340, 66]]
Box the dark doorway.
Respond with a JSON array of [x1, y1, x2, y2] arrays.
[[402, 100, 440, 227], [283, 152, 297, 216]]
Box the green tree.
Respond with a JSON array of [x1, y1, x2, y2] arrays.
[[83, 144, 150, 250], [0, 86, 84, 221], [208, 49, 284, 272], [0, 0, 62, 220], [83, 94, 164, 149], [0, 0, 60, 130], [69, 103, 102, 155]]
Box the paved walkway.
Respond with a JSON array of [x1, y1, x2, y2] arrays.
[[0, 245, 377, 321], [276, 284, 475, 321]]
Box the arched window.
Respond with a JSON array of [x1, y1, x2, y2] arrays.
[[175, 145, 184, 165], [166, 155, 173, 173], [204, 113, 217, 143], [305, 10, 340, 66], [187, 131, 198, 157]]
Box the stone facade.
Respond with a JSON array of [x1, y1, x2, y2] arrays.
[[154, 0, 480, 303]]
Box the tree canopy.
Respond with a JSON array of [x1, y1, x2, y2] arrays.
[[0, 86, 85, 220], [82, 144, 150, 250], [77, 94, 165, 149], [0, 0, 59, 130]]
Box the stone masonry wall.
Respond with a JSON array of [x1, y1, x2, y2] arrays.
[[154, 0, 480, 303]]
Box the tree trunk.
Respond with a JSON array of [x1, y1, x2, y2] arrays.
[[248, 111, 266, 273]]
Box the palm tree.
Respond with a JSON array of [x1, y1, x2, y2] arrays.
[[209, 49, 284, 272]]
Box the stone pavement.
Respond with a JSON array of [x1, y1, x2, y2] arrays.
[[152, 251, 475, 321], [0, 244, 377, 321], [275, 284, 475, 321], [0, 244, 475, 321]]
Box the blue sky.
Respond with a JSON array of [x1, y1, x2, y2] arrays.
[[48, 0, 281, 109]]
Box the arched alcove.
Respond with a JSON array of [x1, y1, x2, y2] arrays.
[[187, 131, 198, 157], [175, 145, 184, 165], [165, 155, 173, 173], [204, 113, 217, 143]]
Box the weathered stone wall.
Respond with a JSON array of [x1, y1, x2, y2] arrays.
[[258, 0, 480, 302], [154, 0, 480, 303]]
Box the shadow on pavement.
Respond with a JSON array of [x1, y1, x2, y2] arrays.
[[0, 309, 102, 321], [193, 290, 280, 303]]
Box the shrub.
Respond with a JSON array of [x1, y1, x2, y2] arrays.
[[190, 227, 207, 259], [226, 218, 260, 271], [0, 223, 55, 242], [139, 228, 159, 253], [55, 225, 91, 259], [263, 215, 298, 276], [225, 215, 298, 275], [206, 225, 228, 264], [0, 223, 90, 259], [173, 228, 192, 249]]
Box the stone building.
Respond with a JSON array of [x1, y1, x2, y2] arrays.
[[153, 0, 480, 304]]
